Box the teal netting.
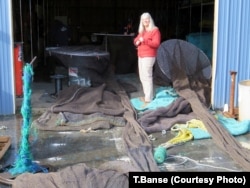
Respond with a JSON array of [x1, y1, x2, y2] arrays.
[[8, 63, 48, 176]]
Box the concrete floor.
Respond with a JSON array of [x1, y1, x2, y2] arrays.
[[0, 72, 250, 187]]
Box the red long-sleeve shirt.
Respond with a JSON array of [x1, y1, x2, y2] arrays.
[[134, 28, 161, 58]]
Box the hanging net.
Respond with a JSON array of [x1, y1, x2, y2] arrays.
[[155, 39, 212, 107], [8, 63, 48, 176]]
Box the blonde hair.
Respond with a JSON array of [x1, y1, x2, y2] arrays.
[[138, 12, 156, 33]]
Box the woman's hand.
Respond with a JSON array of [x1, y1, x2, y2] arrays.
[[135, 40, 141, 46]]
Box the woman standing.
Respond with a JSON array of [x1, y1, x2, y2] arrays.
[[134, 12, 161, 103]]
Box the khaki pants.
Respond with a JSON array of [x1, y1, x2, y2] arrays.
[[138, 57, 155, 102]]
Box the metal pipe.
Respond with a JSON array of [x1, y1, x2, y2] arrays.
[[19, 0, 23, 42], [229, 71, 237, 115], [36, 0, 40, 58], [29, 0, 33, 60]]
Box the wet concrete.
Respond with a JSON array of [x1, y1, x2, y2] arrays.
[[0, 73, 250, 187]]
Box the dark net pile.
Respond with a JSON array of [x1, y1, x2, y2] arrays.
[[11, 39, 250, 188], [12, 60, 159, 188], [156, 39, 250, 171]]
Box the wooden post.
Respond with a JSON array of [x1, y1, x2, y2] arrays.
[[229, 71, 237, 116]]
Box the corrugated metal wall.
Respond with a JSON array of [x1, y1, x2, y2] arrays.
[[0, 0, 15, 115], [212, 0, 250, 110]]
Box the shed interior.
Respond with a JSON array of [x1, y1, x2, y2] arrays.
[[12, 0, 214, 77]]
